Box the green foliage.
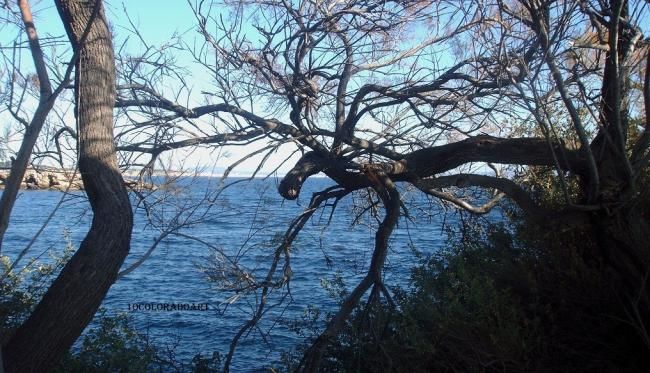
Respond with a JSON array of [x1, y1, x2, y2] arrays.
[[0, 256, 33, 342], [314, 223, 542, 372], [57, 310, 223, 372], [300, 212, 650, 372], [395, 227, 541, 371], [56, 310, 165, 373], [190, 352, 222, 373], [320, 272, 348, 303], [1, 233, 75, 344]]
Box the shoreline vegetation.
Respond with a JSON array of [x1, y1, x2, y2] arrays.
[[0, 167, 155, 191]]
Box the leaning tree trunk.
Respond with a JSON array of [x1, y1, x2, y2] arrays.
[[2, 1, 133, 372], [587, 0, 650, 321]]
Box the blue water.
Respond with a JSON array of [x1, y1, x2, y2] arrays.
[[3, 177, 471, 370]]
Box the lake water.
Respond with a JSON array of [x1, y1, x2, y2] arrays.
[[3, 177, 476, 370]]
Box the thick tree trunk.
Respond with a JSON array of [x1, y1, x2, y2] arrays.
[[2, 1, 133, 372], [586, 0, 650, 327]]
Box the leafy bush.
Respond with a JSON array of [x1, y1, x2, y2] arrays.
[[56, 309, 223, 372], [56, 310, 167, 372], [1, 234, 75, 344], [303, 213, 650, 372]]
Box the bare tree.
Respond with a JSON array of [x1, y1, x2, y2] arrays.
[[109, 0, 649, 369], [0, 3, 232, 370], [1, 0, 648, 370], [0, 0, 76, 249], [2, 0, 133, 371]]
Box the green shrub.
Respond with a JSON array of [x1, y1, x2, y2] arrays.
[[1, 235, 75, 344], [56, 309, 222, 372], [56, 310, 167, 373], [306, 213, 649, 372]]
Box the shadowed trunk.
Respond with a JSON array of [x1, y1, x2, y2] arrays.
[[589, 185, 650, 321], [586, 0, 650, 321], [2, 1, 133, 372]]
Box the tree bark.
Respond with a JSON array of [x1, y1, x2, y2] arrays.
[[2, 1, 133, 372], [586, 0, 650, 316]]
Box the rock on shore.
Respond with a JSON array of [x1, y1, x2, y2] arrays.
[[0, 167, 153, 191]]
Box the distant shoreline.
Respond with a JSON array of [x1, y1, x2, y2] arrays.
[[0, 166, 327, 191], [0, 167, 153, 191]]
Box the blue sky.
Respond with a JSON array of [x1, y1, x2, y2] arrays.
[[29, 1, 198, 45], [1, 1, 300, 176], [5, 1, 648, 177]]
